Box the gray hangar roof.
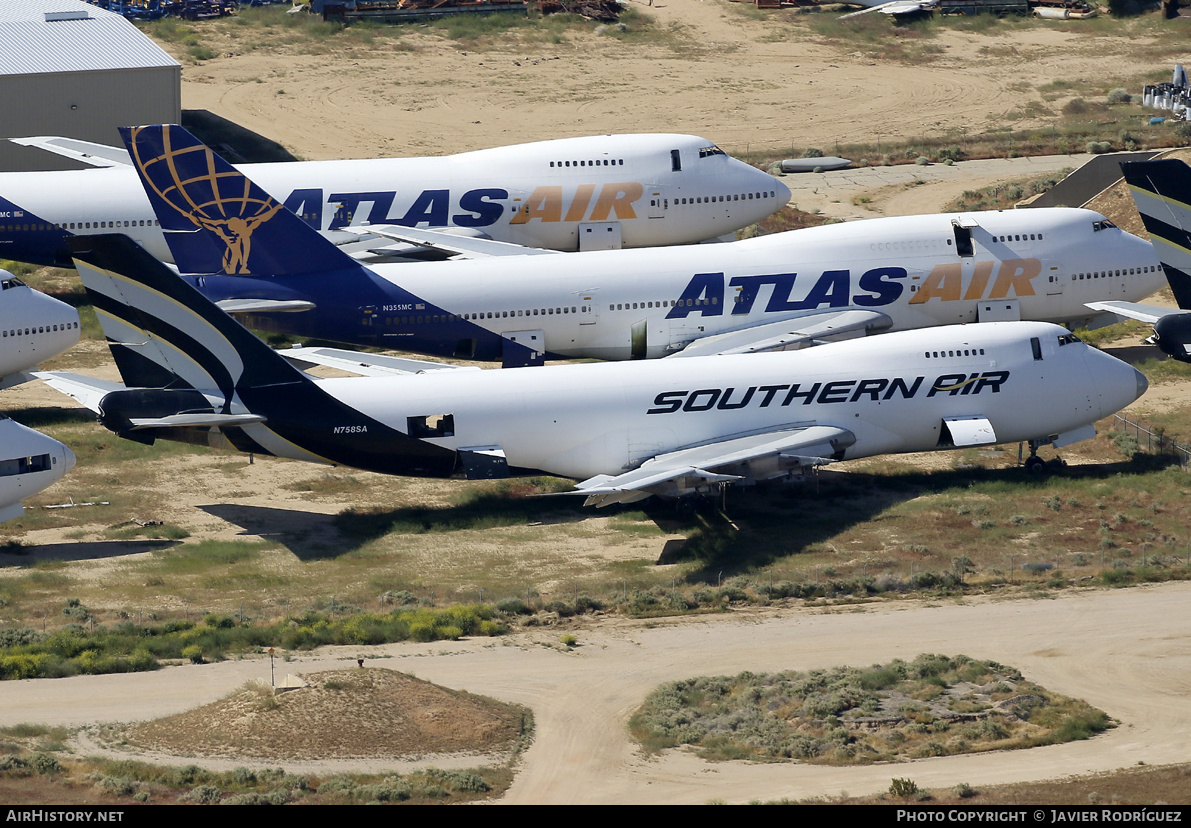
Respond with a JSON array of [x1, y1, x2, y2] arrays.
[[0, 0, 180, 76]]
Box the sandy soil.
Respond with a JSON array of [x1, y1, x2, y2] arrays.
[[176, 2, 1173, 162]]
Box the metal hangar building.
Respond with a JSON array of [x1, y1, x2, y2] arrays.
[[0, 0, 181, 171]]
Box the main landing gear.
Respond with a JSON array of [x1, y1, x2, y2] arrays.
[[1020, 440, 1068, 474]]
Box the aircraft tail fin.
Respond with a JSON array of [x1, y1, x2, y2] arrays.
[[67, 233, 307, 395], [1120, 159, 1191, 309], [120, 124, 353, 277], [65, 233, 457, 476]]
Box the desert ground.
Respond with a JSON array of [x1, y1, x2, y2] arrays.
[[2, 1, 1190, 805], [4, 583, 1190, 804], [173, 1, 1178, 161]]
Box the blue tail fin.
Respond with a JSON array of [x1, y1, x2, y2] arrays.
[[1120, 159, 1191, 310], [120, 124, 354, 277]]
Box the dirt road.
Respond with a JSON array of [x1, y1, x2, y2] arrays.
[[5, 582, 1190, 803]]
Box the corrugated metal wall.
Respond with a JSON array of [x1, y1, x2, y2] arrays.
[[0, 65, 181, 171]]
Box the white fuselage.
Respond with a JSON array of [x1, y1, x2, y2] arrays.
[[356, 208, 1164, 360], [290, 321, 1141, 481], [0, 134, 788, 266], [0, 274, 80, 383], [0, 417, 75, 522]]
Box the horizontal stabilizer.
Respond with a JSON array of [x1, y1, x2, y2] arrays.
[[217, 298, 316, 314], [35, 372, 127, 413], [670, 309, 892, 358], [344, 224, 558, 259], [10, 136, 132, 168], [127, 412, 267, 431], [282, 346, 481, 377]]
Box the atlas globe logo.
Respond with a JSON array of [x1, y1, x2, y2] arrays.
[[128, 125, 283, 274]]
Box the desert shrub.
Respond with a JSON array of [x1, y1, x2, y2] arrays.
[[95, 776, 136, 796], [180, 784, 222, 804], [0, 756, 30, 776], [29, 753, 60, 775], [937, 145, 966, 163]]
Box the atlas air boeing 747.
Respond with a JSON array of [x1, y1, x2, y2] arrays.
[[119, 126, 1165, 367], [0, 132, 788, 268], [39, 234, 1145, 505]]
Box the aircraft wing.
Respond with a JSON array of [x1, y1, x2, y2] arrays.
[[33, 372, 126, 413], [217, 298, 317, 314], [342, 224, 559, 259], [570, 424, 856, 507], [1084, 300, 1181, 325], [10, 136, 132, 168], [668, 309, 893, 358], [282, 346, 481, 377]]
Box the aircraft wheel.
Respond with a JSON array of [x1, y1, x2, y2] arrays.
[[1024, 455, 1046, 474]]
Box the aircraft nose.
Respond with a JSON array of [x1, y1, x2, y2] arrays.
[[772, 176, 792, 209], [1088, 347, 1149, 418], [61, 443, 76, 475]]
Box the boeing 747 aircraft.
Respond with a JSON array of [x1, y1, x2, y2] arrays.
[[0, 271, 81, 389], [0, 132, 788, 268], [121, 126, 1165, 367], [0, 416, 75, 522], [0, 273, 80, 520], [39, 234, 1145, 505]]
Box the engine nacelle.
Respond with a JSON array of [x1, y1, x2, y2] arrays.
[[1153, 313, 1191, 362]]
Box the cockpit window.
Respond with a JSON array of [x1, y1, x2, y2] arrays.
[[1057, 334, 1081, 346], [0, 278, 25, 290], [1092, 220, 1117, 232], [698, 145, 725, 159]]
